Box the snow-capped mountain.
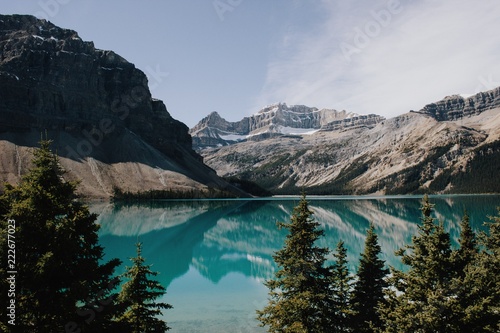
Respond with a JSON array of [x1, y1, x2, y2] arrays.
[[192, 87, 500, 195], [189, 103, 385, 150]]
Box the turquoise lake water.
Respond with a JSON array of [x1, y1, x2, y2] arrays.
[[92, 195, 500, 333]]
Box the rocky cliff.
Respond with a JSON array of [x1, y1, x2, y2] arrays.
[[190, 103, 385, 150], [416, 87, 500, 121], [198, 88, 500, 195], [0, 14, 245, 198]]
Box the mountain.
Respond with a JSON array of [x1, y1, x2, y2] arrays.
[[0, 14, 246, 198], [415, 90, 500, 120], [189, 103, 385, 150], [192, 88, 500, 195]]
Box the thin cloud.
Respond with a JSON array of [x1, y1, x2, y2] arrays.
[[255, 0, 500, 118]]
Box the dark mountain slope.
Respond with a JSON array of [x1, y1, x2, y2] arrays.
[[0, 14, 246, 198]]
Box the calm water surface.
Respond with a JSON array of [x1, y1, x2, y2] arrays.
[[92, 195, 500, 333]]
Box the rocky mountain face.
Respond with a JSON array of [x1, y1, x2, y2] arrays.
[[0, 15, 245, 198], [196, 88, 500, 195], [416, 88, 500, 121], [190, 103, 385, 150]]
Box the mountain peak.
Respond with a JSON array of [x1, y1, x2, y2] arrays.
[[0, 14, 246, 198], [207, 111, 223, 119], [0, 14, 82, 45], [190, 103, 385, 150], [256, 103, 319, 115]]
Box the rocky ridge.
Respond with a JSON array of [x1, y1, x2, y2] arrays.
[[416, 87, 500, 121], [198, 88, 500, 195], [190, 103, 385, 150], [0, 15, 245, 198]]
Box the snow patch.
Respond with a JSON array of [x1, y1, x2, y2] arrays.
[[276, 126, 319, 135], [219, 133, 247, 141], [459, 93, 474, 99], [32, 35, 58, 41]]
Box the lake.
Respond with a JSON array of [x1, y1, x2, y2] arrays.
[[92, 195, 500, 333]]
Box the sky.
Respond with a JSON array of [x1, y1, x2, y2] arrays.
[[2, 0, 500, 127]]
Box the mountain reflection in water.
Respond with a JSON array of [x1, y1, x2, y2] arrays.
[[94, 195, 499, 288]]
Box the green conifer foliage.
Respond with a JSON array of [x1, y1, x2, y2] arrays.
[[351, 223, 389, 333], [0, 140, 121, 332], [475, 208, 500, 332], [329, 240, 353, 333], [118, 242, 172, 333], [449, 211, 496, 332], [257, 194, 332, 332], [380, 195, 456, 332], [452, 212, 478, 271]]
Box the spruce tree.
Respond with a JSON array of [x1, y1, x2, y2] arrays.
[[379, 195, 456, 332], [329, 240, 353, 333], [452, 211, 478, 271], [450, 211, 495, 332], [118, 242, 172, 333], [351, 223, 389, 333], [0, 140, 121, 332], [256, 194, 332, 332], [474, 208, 500, 332]]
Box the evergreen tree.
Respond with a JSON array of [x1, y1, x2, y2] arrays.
[[487, 209, 500, 331], [0, 140, 121, 332], [379, 195, 456, 332], [118, 242, 172, 333], [450, 211, 495, 332], [474, 208, 500, 332], [452, 211, 478, 272], [257, 194, 332, 332], [329, 240, 353, 333], [351, 223, 389, 333]]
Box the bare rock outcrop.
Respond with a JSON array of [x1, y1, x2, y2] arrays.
[[416, 87, 500, 121], [0, 14, 245, 198]]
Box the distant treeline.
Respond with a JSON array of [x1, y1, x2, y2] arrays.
[[431, 140, 500, 193], [111, 186, 238, 201], [234, 140, 500, 196], [112, 177, 272, 200], [223, 176, 273, 197]]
